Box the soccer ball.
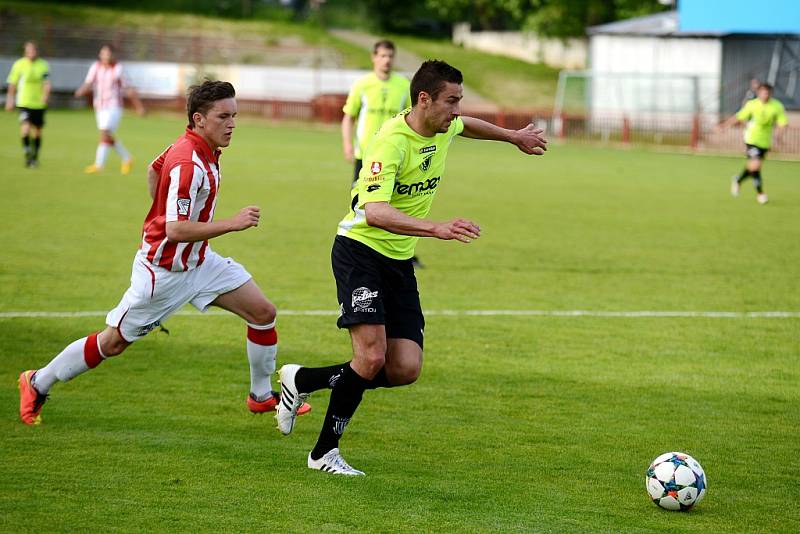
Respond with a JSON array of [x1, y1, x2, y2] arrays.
[[646, 452, 707, 511]]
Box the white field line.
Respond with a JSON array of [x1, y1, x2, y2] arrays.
[[1, 310, 799, 319]]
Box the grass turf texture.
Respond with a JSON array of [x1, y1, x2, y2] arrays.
[[1, 110, 799, 532]]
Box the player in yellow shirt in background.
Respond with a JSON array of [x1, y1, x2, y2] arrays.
[[720, 83, 788, 204], [5, 41, 50, 168]]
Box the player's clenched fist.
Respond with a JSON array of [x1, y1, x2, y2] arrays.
[[434, 218, 481, 243], [232, 206, 260, 230]]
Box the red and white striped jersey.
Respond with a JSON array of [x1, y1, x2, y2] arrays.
[[83, 61, 127, 110], [140, 128, 222, 272]]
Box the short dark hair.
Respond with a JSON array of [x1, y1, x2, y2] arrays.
[[410, 60, 463, 106], [373, 40, 395, 54], [186, 80, 236, 128], [758, 82, 773, 92]]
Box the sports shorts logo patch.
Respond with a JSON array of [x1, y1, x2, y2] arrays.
[[351, 286, 378, 312], [420, 154, 433, 171], [176, 198, 191, 216], [366, 184, 381, 192], [370, 161, 382, 175], [135, 320, 161, 338]]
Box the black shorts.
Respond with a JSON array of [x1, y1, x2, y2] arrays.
[[745, 144, 768, 160], [352, 159, 363, 184], [18, 108, 46, 127], [332, 235, 424, 348]]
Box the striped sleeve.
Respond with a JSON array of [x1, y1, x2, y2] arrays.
[[150, 145, 172, 175], [84, 62, 98, 85], [165, 162, 205, 222]]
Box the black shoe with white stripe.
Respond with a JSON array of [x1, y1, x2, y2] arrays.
[[275, 364, 309, 435], [308, 448, 365, 476]]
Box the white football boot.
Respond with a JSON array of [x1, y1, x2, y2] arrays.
[[730, 177, 740, 197], [757, 193, 768, 204], [308, 448, 365, 476], [275, 364, 309, 435]]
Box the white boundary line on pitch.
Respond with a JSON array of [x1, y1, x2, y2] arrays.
[[1, 310, 799, 319]]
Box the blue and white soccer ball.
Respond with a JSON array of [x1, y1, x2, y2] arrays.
[[646, 452, 707, 511]]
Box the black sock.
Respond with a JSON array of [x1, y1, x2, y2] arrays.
[[310, 365, 369, 460], [364, 367, 391, 390], [752, 171, 763, 193], [32, 137, 41, 160], [295, 363, 348, 393], [22, 136, 30, 157], [737, 168, 750, 183]]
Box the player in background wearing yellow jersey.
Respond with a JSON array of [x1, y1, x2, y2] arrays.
[[276, 60, 548, 475], [5, 41, 50, 168], [719, 83, 788, 204], [341, 41, 426, 267]]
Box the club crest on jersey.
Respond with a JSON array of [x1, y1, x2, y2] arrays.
[[176, 198, 191, 216], [420, 154, 433, 171], [370, 161, 382, 175], [351, 286, 378, 312]]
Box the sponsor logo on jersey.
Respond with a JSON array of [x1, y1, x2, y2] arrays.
[[370, 161, 382, 175], [351, 286, 378, 312], [366, 184, 381, 192], [420, 154, 433, 171], [177, 198, 191, 216], [419, 145, 436, 154], [394, 176, 440, 196]]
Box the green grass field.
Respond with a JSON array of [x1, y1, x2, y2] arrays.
[[1, 110, 799, 532]]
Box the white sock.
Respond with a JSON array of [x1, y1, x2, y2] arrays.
[[246, 321, 277, 400], [114, 140, 131, 162], [33, 336, 93, 393], [95, 143, 110, 167]]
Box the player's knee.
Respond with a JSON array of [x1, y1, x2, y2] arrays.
[[359, 350, 386, 376], [250, 300, 277, 326], [391, 362, 421, 386]]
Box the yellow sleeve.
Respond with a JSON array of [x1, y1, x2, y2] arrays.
[[6, 60, 21, 85], [343, 78, 363, 118], [357, 140, 404, 207], [776, 102, 788, 127], [735, 101, 752, 121]]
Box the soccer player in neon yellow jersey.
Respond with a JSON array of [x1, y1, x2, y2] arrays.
[[720, 83, 788, 204], [342, 40, 410, 186], [5, 41, 50, 168], [276, 60, 548, 475]]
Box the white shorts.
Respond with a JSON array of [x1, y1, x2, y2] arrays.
[[106, 250, 252, 342], [95, 107, 123, 133]]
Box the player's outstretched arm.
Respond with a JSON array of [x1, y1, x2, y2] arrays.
[[165, 206, 260, 243], [126, 87, 146, 116], [365, 201, 480, 243], [460, 116, 547, 155], [74, 82, 91, 98]]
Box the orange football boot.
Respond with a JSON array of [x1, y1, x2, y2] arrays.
[[248, 391, 310, 416], [18, 370, 48, 425]]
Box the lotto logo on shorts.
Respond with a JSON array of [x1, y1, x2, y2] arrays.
[[370, 161, 382, 175], [351, 286, 378, 312], [176, 198, 191, 216]]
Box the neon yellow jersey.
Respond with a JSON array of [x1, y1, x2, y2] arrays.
[[736, 97, 788, 149], [6, 57, 49, 109], [337, 109, 465, 260], [342, 72, 410, 159]]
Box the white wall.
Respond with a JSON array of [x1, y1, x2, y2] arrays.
[[588, 35, 722, 115], [1, 57, 373, 101], [453, 23, 587, 69]]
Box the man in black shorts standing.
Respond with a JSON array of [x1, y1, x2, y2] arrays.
[[5, 41, 50, 168], [276, 60, 548, 475]]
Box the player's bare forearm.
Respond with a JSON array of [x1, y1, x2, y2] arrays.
[[127, 88, 145, 115], [74, 83, 90, 98], [460, 116, 547, 155], [43, 81, 51, 106], [165, 206, 260, 242], [5, 85, 15, 111], [146, 165, 159, 199], [364, 201, 480, 243], [341, 115, 356, 160]]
